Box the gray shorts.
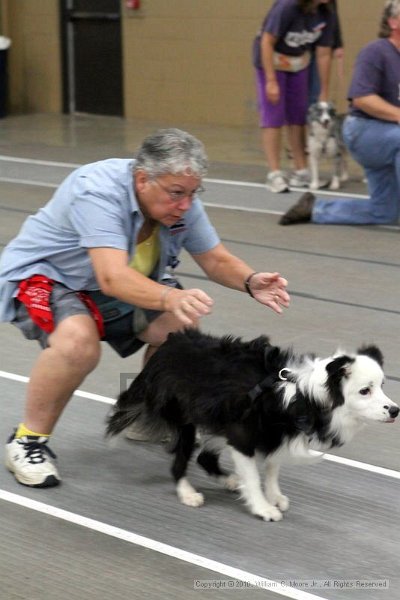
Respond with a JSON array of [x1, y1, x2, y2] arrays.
[[12, 281, 178, 358]]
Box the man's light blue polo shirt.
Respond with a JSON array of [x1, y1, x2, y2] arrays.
[[0, 158, 220, 321]]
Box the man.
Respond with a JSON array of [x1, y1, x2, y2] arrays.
[[281, 0, 400, 225], [0, 128, 290, 488]]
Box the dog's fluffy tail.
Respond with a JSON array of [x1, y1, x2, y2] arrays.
[[106, 388, 145, 437], [106, 379, 173, 443]]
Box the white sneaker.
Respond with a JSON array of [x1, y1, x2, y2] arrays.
[[289, 169, 310, 188], [266, 170, 289, 193], [5, 432, 61, 487]]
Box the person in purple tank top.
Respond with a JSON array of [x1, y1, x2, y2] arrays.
[[281, 0, 400, 225]]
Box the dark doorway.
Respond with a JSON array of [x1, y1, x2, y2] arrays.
[[60, 0, 123, 116]]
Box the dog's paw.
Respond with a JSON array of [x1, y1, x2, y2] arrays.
[[180, 491, 205, 508], [177, 478, 204, 508], [329, 177, 340, 190], [220, 473, 241, 492], [267, 493, 290, 512], [309, 181, 319, 191], [252, 503, 283, 522], [258, 506, 283, 522]]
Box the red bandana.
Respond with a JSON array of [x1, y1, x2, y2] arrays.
[[17, 275, 105, 338]]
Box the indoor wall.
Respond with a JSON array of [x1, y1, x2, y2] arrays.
[[0, 0, 384, 126]]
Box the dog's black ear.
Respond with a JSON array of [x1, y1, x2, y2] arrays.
[[326, 355, 353, 377], [357, 345, 384, 367], [325, 355, 354, 407], [264, 345, 280, 361], [263, 344, 285, 371]]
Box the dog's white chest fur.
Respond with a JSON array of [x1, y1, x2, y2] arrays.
[[309, 123, 338, 157], [307, 101, 348, 191]]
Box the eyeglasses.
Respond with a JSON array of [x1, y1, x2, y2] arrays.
[[153, 179, 206, 201]]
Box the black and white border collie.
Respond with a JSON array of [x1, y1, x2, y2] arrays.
[[107, 330, 399, 522]]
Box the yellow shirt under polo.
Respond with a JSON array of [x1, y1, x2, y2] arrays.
[[129, 226, 160, 276]]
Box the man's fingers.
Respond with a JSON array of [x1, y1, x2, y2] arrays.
[[189, 288, 214, 306], [183, 289, 214, 315], [167, 288, 214, 325], [277, 292, 290, 307], [269, 297, 284, 315], [174, 308, 198, 327]]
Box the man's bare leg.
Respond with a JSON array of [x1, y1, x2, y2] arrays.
[[6, 314, 101, 487], [23, 314, 101, 434]]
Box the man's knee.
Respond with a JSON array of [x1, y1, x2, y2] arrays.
[[49, 315, 101, 371]]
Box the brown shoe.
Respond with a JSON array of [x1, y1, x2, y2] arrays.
[[279, 192, 315, 225]]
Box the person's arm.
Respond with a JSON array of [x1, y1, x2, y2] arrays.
[[352, 95, 400, 123], [192, 243, 290, 315], [332, 0, 343, 51], [315, 45, 333, 101], [332, 4, 344, 81], [261, 32, 280, 104], [88, 247, 213, 326]]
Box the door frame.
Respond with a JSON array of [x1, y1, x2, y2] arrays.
[[59, 0, 123, 115]]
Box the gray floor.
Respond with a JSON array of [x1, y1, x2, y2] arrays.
[[0, 114, 399, 600]]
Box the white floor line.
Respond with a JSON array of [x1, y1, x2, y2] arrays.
[[2, 178, 397, 228], [318, 453, 400, 479], [0, 370, 113, 404], [0, 176, 373, 219], [1, 369, 399, 480], [3, 153, 399, 227], [0, 153, 369, 199], [203, 202, 282, 215], [0, 174, 367, 201], [0, 155, 82, 168], [205, 177, 369, 199], [0, 176, 59, 188], [0, 489, 328, 600], [0, 371, 29, 385]]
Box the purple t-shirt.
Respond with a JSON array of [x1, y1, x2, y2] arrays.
[[348, 39, 400, 119], [262, 0, 335, 57]]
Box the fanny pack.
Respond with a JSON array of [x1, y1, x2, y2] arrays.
[[273, 51, 311, 72], [84, 289, 136, 340], [16, 275, 182, 343], [252, 31, 310, 73]]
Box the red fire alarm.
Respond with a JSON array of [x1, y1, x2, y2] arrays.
[[126, 0, 140, 9]]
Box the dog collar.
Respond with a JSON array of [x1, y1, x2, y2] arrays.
[[247, 374, 278, 402], [248, 344, 297, 402], [247, 353, 296, 402], [246, 345, 315, 434], [246, 370, 313, 433]]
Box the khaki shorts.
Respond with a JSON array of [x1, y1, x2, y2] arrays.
[[12, 280, 181, 358]]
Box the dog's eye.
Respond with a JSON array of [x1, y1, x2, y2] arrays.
[[359, 387, 370, 396]]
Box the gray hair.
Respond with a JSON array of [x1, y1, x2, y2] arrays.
[[133, 128, 208, 178], [379, 0, 400, 37]]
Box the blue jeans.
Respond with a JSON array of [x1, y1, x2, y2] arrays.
[[312, 115, 400, 224]]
